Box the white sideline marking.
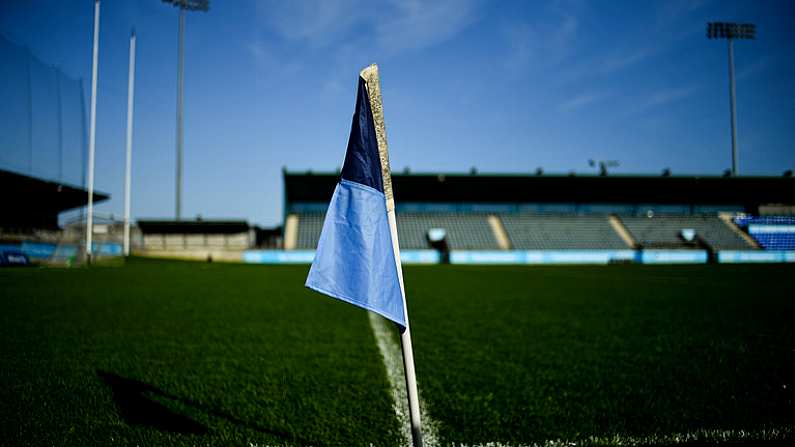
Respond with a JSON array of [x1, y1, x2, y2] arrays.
[[456, 427, 794, 446], [369, 312, 440, 447]]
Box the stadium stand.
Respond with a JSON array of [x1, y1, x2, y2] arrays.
[[293, 210, 773, 252], [620, 215, 752, 250], [294, 212, 499, 250], [295, 213, 325, 250], [282, 171, 795, 258], [734, 216, 795, 250], [500, 214, 628, 249], [0, 169, 108, 232], [397, 213, 497, 249], [137, 220, 252, 250]]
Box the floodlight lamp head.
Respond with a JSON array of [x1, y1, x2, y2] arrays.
[[707, 22, 755, 40], [162, 0, 209, 12]]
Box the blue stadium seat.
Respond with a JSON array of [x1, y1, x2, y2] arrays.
[[733, 216, 795, 250]]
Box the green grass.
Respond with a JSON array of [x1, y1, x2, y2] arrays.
[[0, 259, 401, 447], [1, 260, 794, 446], [407, 264, 795, 445]]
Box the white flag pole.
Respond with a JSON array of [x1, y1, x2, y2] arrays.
[[85, 0, 100, 263], [389, 211, 424, 447], [361, 64, 424, 447], [123, 29, 136, 257]]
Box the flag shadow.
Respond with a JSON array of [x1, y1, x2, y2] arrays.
[[96, 370, 314, 444]]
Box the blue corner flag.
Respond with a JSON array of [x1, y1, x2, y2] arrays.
[[305, 65, 406, 328]]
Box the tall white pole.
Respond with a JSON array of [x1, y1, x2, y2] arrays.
[[56, 73, 63, 181], [728, 38, 739, 176], [86, 0, 100, 263], [175, 7, 185, 220], [123, 30, 136, 257]]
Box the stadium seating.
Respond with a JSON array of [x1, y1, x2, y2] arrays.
[[499, 214, 628, 249], [734, 216, 795, 250], [620, 215, 752, 250], [295, 213, 325, 249], [294, 212, 499, 250], [396, 213, 498, 249], [295, 211, 772, 252]]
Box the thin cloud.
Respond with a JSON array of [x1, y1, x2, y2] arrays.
[[503, 13, 579, 72], [255, 0, 481, 53], [654, 0, 712, 31], [375, 0, 480, 53], [558, 91, 610, 112], [551, 47, 647, 89], [597, 48, 653, 75], [636, 85, 699, 114], [256, 0, 367, 48], [555, 0, 712, 86], [251, 0, 482, 94], [737, 56, 774, 81], [247, 41, 303, 81]]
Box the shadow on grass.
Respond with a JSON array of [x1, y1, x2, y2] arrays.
[[97, 370, 207, 435], [97, 370, 314, 444]]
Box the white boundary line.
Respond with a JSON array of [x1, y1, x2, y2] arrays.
[[452, 427, 794, 447], [369, 312, 440, 447]]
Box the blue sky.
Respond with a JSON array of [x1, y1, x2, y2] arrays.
[[1, 0, 794, 226]]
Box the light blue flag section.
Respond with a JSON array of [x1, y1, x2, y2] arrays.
[[305, 179, 406, 328]]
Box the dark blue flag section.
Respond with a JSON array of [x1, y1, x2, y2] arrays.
[[341, 77, 384, 193]]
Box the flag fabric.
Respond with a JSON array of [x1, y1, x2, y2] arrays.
[[305, 65, 407, 328]]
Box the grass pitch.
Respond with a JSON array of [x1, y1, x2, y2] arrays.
[[408, 264, 795, 445], [1, 259, 794, 446], [0, 259, 401, 446]]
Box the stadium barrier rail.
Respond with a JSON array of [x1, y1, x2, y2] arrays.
[[450, 250, 638, 265], [242, 250, 316, 264], [639, 250, 708, 264], [0, 242, 121, 263], [717, 250, 795, 263], [241, 249, 725, 265], [242, 249, 440, 265]]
